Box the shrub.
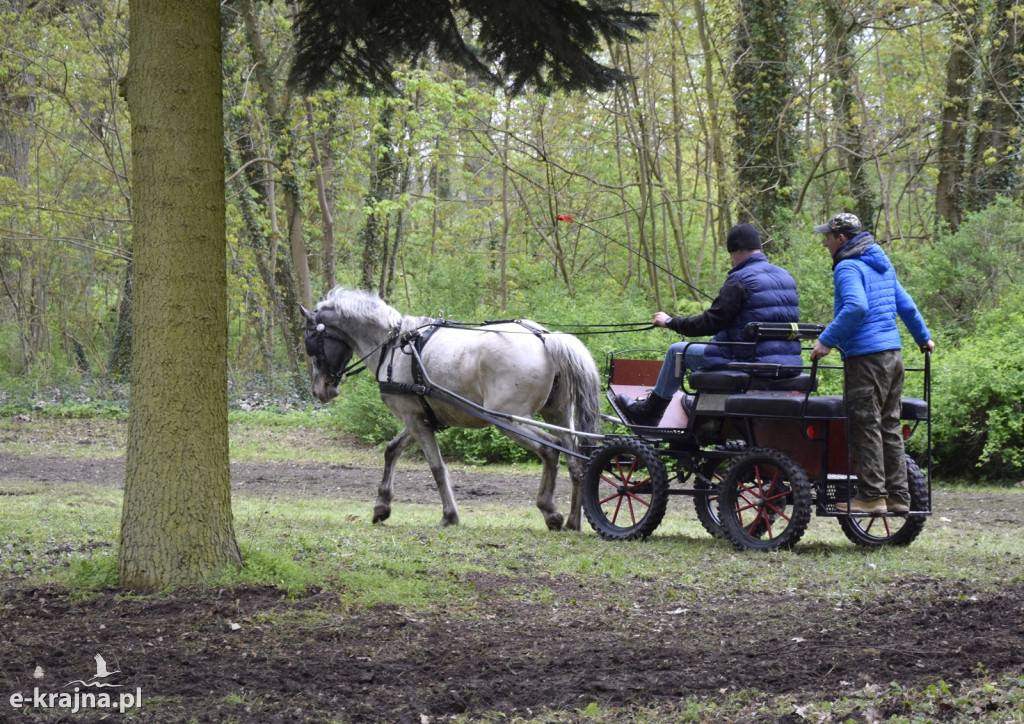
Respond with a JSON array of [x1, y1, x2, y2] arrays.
[[930, 304, 1024, 481], [915, 198, 1024, 339]]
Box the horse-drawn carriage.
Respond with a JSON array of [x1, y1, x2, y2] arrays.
[[584, 322, 932, 552], [304, 289, 931, 552]]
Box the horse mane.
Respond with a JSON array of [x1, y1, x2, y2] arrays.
[[316, 287, 400, 325]]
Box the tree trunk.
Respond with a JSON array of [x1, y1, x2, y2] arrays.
[[935, 0, 976, 232], [732, 0, 797, 241], [305, 99, 337, 293], [106, 257, 133, 378], [358, 102, 398, 294], [120, 0, 241, 593], [822, 1, 877, 230], [965, 0, 1023, 211]]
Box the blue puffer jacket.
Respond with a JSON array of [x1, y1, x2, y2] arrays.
[[819, 233, 930, 358], [702, 254, 803, 376]]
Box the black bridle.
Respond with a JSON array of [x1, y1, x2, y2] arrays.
[[304, 318, 358, 385]]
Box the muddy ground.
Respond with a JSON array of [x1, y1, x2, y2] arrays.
[[2, 449, 1024, 722]]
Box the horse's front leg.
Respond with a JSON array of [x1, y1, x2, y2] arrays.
[[374, 428, 414, 524], [415, 430, 460, 526]]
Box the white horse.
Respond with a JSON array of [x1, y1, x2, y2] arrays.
[[302, 287, 602, 530]]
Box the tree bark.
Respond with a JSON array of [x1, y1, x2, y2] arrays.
[[935, 0, 976, 232], [732, 0, 798, 241], [965, 0, 1023, 211], [822, 1, 877, 230], [120, 0, 241, 592]]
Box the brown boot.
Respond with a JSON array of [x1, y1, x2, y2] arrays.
[[835, 496, 887, 515], [885, 495, 910, 514], [615, 392, 671, 426]]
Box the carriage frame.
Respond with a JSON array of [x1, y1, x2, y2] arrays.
[[582, 322, 932, 551]]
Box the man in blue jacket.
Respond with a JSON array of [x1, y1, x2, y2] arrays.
[[810, 213, 935, 515], [618, 223, 803, 426]]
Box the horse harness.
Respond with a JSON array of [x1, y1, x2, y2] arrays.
[[378, 319, 549, 433]]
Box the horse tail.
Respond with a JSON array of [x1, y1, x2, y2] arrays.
[[542, 332, 602, 439]]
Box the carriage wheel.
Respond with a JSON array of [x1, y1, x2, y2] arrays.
[[718, 447, 811, 552], [582, 436, 669, 540], [692, 442, 746, 539], [838, 456, 929, 548]]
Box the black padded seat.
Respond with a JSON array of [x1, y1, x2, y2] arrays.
[[688, 370, 750, 393], [689, 370, 815, 394], [724, 393, 845, 419], [901, 397, 929, 420], [749, 374, 816, 392]]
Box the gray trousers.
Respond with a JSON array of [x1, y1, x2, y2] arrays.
[[844, 349, 909, 503]]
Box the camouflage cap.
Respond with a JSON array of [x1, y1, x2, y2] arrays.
[[814, 212, 862, 237]]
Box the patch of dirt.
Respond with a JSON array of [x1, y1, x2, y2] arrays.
[[0, 452, 536, 508], [2, 452, 1024, 722], [2, 579, 1024, 723]]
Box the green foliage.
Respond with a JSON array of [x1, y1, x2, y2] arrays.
[[915, 198, 1024, 338], [0, 368, 129, 419], [774, 223, 835, 327], [226, 546, 323, 598], [66, 553, 119, 594], [332, 373, 403, 446], [931, 302, 1024, 480], [438, 426, 533, 465]]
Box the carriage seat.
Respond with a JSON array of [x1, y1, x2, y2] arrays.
[[724, 393, 930, 420], [900, 397, 929, 421], [688, 369, 816, 394]]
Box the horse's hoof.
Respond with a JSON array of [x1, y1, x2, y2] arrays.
[[439, 515, 459, 527], [372, 506, 391, 524], [545, 514, 565, 531]]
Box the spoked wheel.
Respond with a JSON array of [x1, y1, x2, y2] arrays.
[[718, 447, 811, 552], [583, 436, 669, 540], [692, 442, 746, 539], [838, 456, 929, 547]]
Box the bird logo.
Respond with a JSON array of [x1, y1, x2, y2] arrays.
[[65, 654, 123, 688]]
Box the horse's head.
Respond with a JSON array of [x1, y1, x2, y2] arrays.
[[302, 305, 355, 403]]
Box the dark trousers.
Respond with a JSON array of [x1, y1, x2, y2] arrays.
[[844, 349, 908, 503]]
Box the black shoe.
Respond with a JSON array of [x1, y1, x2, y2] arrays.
[[615, 392, 671, 426]]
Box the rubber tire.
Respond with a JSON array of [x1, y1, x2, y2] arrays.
[[583, 436, 669, 540], [718, 447, 812, 552], [693, 442, 746, 539], [838, 455, 928, 547]]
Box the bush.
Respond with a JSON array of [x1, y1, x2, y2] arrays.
[[915, 198, 1024, 338], [930, 303, 1024, 481]]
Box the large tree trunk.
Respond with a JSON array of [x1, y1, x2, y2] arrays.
[[934, 0, 976, 232], [732, 0, 798, 241], [822, 1, 877, 230], [357, 102, 398, 294], [964, 0, 1023, 212], [119, 0, 241, 592]]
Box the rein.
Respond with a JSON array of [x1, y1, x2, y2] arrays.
[[396, 318, 656, 337]]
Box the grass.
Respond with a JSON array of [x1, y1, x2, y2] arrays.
[[3, 475, 1022, 609], [2, 417, 1024, 722]]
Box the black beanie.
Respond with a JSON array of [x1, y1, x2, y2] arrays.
[[726, 223, 761, 252]]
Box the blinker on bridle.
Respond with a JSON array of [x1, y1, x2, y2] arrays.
[[306, 319, 353, 383]]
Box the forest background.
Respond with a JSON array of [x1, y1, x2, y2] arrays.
[[1, 0, 1023, 481]]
